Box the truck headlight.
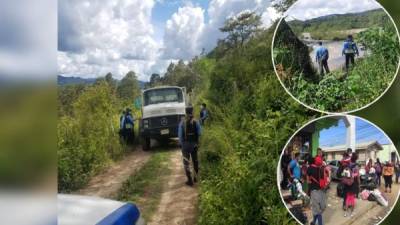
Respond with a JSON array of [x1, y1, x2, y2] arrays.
[[143, 119, 149, 128]]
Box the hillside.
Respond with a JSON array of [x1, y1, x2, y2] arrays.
[[58, 75, 147, 88], [288, 8, 390, 40]]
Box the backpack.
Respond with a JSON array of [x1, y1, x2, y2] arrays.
[[341, 168, 354, 186], [123, 114, 134, 129], [309, 164, 329, 190], [183, 119, 199, 143], [344, 41, 355, 54]]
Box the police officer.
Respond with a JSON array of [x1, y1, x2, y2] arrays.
[[199, 103, 208, 126], [178, 106, 201, 186], [342, 35, 359, 71], [315, 42, 330, 76], [121, 108, 135, 145]]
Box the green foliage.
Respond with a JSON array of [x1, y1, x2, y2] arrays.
[[58, 82, 124, 192], [161, 60, 200, 92], [117, 151, 172, 221], [117, 71, 141, 103], [58, 84, 86, 117], [275, 19, 400, 112], [220, 11, 262, 46], [194, 20, 314, 224]]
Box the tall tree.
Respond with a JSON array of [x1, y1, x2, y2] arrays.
[[117, 71, 141, 102], [105, 72, 116, 85], [220, 11, 262, 46], [149, 73, 161, 87], [272, 0, 296, 13]]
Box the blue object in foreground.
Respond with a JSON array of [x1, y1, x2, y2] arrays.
[[97, 203, 140, 225], [58, 194, 145, 225]]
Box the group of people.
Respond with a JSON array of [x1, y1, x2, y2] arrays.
[[282, 148, 330, 225], [365, 157, 397, 193], [282, 146, 399, 225], [315, 35, 360, 76]]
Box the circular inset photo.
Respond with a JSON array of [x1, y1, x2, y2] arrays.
[[277, 115, 400, 225], [272, 0, 400, 113]]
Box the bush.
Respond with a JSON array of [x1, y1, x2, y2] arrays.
[[196, 24, 313, 224], [58, 82, 123, 192]]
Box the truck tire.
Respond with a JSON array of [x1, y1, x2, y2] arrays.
[[142, 137, 151, 151]]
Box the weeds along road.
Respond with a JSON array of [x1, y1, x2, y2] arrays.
[[76, 140, 199, 225], [76, 145, 152, 198]]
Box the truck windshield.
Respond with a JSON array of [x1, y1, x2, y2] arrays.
[[143, 88, 183, 106]]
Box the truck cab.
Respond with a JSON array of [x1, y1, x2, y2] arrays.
[[139, 86, 186, 150]]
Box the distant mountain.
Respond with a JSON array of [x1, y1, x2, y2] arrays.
[[57, 75, 96, 85], [288, 8, 389, 39], [57, 75, 147, 89]]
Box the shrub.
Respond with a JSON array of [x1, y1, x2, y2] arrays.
[[58, 82, 123, 192]]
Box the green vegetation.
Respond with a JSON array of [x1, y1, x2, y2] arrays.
[[288, 9, 390, 40], [274, 18, 400, 112], [58, 72, 141, 192], [146, 10, 313, 224], [117, 151, 172, 221]]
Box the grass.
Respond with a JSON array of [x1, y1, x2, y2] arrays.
[[116, 150, 173, 221]]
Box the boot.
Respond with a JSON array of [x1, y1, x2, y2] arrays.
[[185, 176, 193, 186]]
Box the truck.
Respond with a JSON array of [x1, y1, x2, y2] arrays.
[[139, 86, 187, 150]]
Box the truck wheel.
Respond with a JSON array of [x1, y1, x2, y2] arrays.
[[142, 137, 151, 151]]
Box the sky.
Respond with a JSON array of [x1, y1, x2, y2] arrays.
[[58, 0, 280, 81], [319, 118, 391, 148], [0, 0, 56, 80], [285, 0, 381, 21]]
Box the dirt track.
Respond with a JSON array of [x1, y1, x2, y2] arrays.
[[148, 149, 198, 225], [76, 147, 151, 198]]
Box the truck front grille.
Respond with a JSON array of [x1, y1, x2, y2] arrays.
[[149, 115, 182, 128]]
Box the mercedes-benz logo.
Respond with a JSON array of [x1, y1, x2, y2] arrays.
[[160, 117, 168, 126]]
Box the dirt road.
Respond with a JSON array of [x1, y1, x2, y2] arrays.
[[76, 147, 151, 198], [148, 149, 198, 225]]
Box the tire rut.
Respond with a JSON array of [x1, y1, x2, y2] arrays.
[[76, 147, 151, 199], [148, 149, 198, 225]]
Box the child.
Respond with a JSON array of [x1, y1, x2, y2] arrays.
[[342, 166, 357, 217]]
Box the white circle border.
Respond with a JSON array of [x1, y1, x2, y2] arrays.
[[271, 0, 400, 115], [275, 114, 400, 225]]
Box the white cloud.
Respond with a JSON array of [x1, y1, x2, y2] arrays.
[[58, 0, 160, 79], [163, 0, 277, 59], [285, 0, 381, 21], [163, 6, 205, 59], [58, 0, 280, 80]]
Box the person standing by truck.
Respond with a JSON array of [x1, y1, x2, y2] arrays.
[[199, 103, 209, 126], [121, 108, 135, 145], [178, 106, 201, 186]]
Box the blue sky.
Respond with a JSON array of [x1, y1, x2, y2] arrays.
[[57, 0, 278, 81], [319, 118, 391, 147]]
